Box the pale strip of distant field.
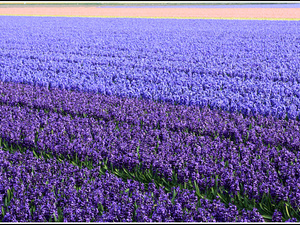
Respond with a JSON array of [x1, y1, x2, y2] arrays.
[[0, 14, 299, 21], [0, 7, 299, 20]]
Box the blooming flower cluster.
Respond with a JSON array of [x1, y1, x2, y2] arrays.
[[0, 16, 299, 119], [0, 148, 265, 222], [0, 82, 300, 221], [0, 15, 299, 222]]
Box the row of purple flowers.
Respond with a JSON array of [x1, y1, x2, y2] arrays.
[[1, 81, 299, 154], [0, 148, 266, 222], [0, 17, 299, 119], [0, 82, 300, 221]]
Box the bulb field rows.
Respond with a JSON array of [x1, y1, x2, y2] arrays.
[[0, 15, 299, 222]]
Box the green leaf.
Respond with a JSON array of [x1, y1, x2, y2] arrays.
[[217, 192, 227, 203], [211, 187, 216, 196], [194, 180, 201, 198], [7, 189, 11, 201], [58, 207, 63, 221], [53, 213, 58, 222], [98, 203, 104, 213], [262, 214, 272, 220], [225, 160, 229, 167], [259, 202, 272, 215], [285, 204, 291, 218], [171, 188, 177, 205], [134, 201, 138, 209], [139, 173, 146, 181], [123, 168, 130, 175], [33, 150, 39, 158]]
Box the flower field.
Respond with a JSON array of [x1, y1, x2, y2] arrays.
[[0, 14, 300, 222]]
